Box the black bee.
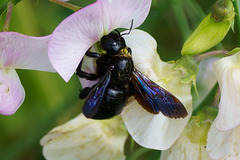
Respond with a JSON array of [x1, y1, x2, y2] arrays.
[[76, 29, 188, 120]]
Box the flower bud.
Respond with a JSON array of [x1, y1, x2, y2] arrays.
[[212, 0, 235, 22], [181, 0, 235, 56]]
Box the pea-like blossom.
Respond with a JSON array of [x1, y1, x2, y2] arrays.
[[160, 118, 212, 160], [207, 120, 240, 160], [41, 114, 128, 160], [206, 52, 240, 159], [47, 0, 192, 151], [48, 0, 152, 82], [212, 52, 240, 131], [0, 32, 55, 115]]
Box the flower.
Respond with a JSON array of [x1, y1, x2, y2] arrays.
[[160, 106, 217, 160], [48, 0, 152, 82], [0, 32, 55, 115], [48, 0, 192, 150], [160, 119, 212, 160], [41, 114, 128, 160], [212, 52, 240, 131], [118, 30, 192, 150], [207, 120, 240, 160]]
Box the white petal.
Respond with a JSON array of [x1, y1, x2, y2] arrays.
[[193, 57, 218, 107], [0, 32, 55, 72], [161, 120, 212, 160], [213, 53, 240, 131], [122, 30, 192, 150], [41, 114, 128, 160], [0, 69, 25, 115], [48, 0, 151, 82], [207, 120, 240, 160]]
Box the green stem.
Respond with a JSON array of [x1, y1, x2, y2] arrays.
[[171, 0, 191, 40], [127, 148, 151, 160], [49, 0, 81, 12], [1, 2, 13, 32], [192, 83, 218, 116], [194, 50, 229, 63]]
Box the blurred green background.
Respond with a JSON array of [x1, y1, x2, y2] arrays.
[[0, 0, 239, 159]]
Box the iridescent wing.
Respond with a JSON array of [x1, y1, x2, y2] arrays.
[[131, 68, 188, 119], [82, 68, 112, 118]]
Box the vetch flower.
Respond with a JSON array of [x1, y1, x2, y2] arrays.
[[87, 29, 192, 150], [207, 120, 240, 160], [48, 0, 152, 82], [0, 32, 55, 115], [40, 114, 128, 160], [212, 52, 240, 131], [160, 106, 217, 160], [48, 0, 191, 150], [120, 30, 192, 150]]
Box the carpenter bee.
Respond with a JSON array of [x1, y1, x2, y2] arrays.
[[76, 27, 188, 120]]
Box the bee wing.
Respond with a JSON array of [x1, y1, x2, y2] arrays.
[[131, 69, 188, 119], [82, 67, 112, 118]]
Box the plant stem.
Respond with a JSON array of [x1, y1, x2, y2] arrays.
[[211, 86, 221, 106], [194, 50, 229, 63], [1, 2, 13, 32], [49, 0, 81, 12]]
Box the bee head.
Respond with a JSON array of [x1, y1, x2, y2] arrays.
[[100, 32, 126, 54]]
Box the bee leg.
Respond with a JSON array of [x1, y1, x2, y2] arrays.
[[85, 50, 101, 58], [76, 55, 99, 80], [79, 85, 95, 99]]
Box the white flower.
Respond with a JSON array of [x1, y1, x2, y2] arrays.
[[120, 29, 192, 150], [161, 117, 212, 160], [212, 52, 240, 131], [207, 120, 240, 160], [41, 114, 128, 160]]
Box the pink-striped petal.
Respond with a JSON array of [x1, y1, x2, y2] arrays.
[[0, 32, 55, 72], [0, 69, 25, 115], [48, 0, 151, 82]]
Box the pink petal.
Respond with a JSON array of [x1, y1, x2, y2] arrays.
[[0, 32, 55, 72], [48, 0, 151, 82], [99, 0, 151, 31], [0, 69, 25, 115]]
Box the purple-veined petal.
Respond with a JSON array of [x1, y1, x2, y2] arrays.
[[48, 0, 151, 82], [0, 69, 25, 115], [99, 0, 151, 31], [0, 32, 55, 72], [121, 30, 192, 150], [207, 120, 240, 160]]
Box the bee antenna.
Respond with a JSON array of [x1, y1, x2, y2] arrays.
[[121, 19, 134, 36], [114, 29, 121, 36]]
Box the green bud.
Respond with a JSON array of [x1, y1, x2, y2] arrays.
[[181, 0, 235, 56], [173, 56, 199, 96], [212, 0, 235, 22]]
